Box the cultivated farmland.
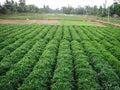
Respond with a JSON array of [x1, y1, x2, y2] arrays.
[[0, 24, 120, 90]]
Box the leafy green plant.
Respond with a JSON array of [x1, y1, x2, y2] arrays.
[[0, 40, 47, 90], [51, 40, 73, 90]]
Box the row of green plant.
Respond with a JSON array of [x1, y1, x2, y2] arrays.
[[81, 26, 100, 41], [0, 25, 40, 46], [0, 25, 51, 75], [69, 26, 80, 41], [51, 40, 73, 90], [0, 25, 120, 89], [19, 40, 59, 90], [63, 26, 71, 41], [0, 24, 23, 35], [75, 26, 90, 41], [0, 39, 35, 75], [0, 25, 33, 49], [0, 39, 47, 90], [0, 25, 54, 61], [92, 27, 120, 62], [53, 26, 63, 41], [90, 26, 120, 47], [0, 25, 59, 90], [79, 26, 120, 60], [71, 40, 100, 90], [81, 27, 120, 73], [69, 26, 100, 89], [0, 25, 19, 40], [92, 41, 120, 78], [82, 41, 120, 90], [100, 40, 120, 60], [44, 26, 58, 41], [78, 26, 120, 75], [0, 26, 45, 61], [70, 26, 120, 89]]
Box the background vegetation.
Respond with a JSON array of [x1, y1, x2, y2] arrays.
[[0, 0, 120, 17]]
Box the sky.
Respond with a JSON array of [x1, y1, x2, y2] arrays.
[[0, 0, 115, 9]]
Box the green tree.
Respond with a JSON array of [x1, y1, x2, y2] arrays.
[[61, 6, 73, 14], [18, 0, 26, 12], [110, 2, 120, 16], [42, 5, 51, 13], [75, 6, 85, 15], [26, 5, 39, 13]]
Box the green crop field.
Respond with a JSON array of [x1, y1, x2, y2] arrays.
[[0, 24, 120, 90]]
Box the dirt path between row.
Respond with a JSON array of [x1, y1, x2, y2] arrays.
[[1, 19, 119, 27], [91, 20, 105, 27], [89, 18, 120, 27], [0, 19, 60, 25]]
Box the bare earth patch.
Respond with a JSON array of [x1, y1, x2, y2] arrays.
[[88, 19, 105, 27], [0, 19, 60, 25], [89, 18, 120, 27], [96, 20, 120, 27]]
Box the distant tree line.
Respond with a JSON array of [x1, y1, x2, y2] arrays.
[[0, 0, 120, 17], [0, 0, 40, 14]]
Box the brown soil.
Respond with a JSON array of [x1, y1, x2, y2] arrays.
[[0, 19, 60, 25], [97, 20, 120, 27], [89, 18, 120, 27], [88, 19, 105, 27]]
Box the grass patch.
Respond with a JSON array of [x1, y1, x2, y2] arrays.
[[60, 20, 96, 26], [0, 13, 86, 20]]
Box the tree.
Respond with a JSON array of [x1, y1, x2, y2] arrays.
[[98, 6, 103, 16], [17, 0, 26, 12], [26, 5, 39, 13], [93, 6, 98, 15], [61, 6, 73, 14], [110, 2, 120, 16]]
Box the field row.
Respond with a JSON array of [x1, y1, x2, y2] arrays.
[[0, 25, 120, 90]]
